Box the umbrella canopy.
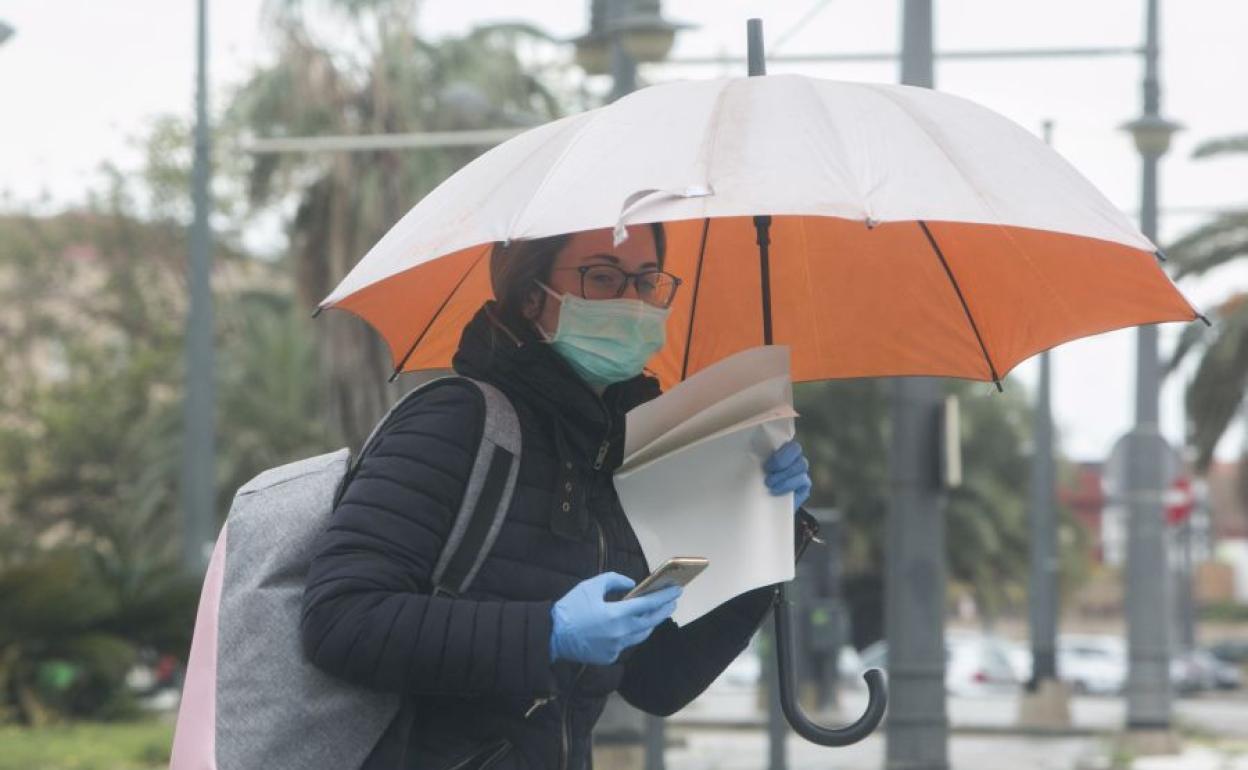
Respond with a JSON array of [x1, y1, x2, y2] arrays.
[[320, 74, 1200, 388]]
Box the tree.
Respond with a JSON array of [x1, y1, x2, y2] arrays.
[[795, 377, 1089, 644], [229, 0, 569, 448], [1165, 133, 1248, 476], [0, 119, 329, 722]]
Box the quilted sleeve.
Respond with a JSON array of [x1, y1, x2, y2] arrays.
[[299, 381, 557, 699]]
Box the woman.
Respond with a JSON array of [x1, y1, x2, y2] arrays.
[[301, 223, 818, 770]]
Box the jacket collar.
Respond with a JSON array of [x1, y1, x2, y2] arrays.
[[451, 302, 661, 474]]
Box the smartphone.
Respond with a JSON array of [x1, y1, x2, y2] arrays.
[[620, 557, 709, 601]]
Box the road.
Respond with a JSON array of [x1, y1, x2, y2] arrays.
[[660, 684, 1248, 769], [672, 684, 1248, 738]]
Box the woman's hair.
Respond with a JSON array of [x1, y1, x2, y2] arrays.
[[489, 223, 667, 331]]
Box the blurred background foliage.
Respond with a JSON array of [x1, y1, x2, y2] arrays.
[[0, 0, 1094, 724]]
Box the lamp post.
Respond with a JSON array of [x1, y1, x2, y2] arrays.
[[1018, 120, 1072, 729], [573, 0, 687, 102], [886, 4, 950, 770], [1119, 0, 1181, 752], [577, 9, 686, 769], [181, 0, 217, 575]]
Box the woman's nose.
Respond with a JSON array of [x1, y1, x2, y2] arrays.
[[621, 279, 643, 301]]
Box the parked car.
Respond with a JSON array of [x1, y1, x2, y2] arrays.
[[1208, 639, 1248, 665], [1057, 635, 1127, 695], [856, 632, 1019, 696], [1171, 649, 1243, 692]]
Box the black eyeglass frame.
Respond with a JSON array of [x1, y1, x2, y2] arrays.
[[550, 262, 684, 309]]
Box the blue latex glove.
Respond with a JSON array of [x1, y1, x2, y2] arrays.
[[764, 439, 812, 512], [550, 572, 682, 665]]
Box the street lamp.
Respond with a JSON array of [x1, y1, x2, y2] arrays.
[[1118, 0, 1182, 752], [572, 0, 688, 77], [1123, 114, 1182, 158]]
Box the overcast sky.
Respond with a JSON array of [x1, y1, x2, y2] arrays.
[[1, 0, 1246, 463]]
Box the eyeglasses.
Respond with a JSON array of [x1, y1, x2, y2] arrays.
[[552, 262, 683, 309]]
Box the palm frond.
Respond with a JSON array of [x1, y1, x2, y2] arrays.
[[1167, 210, 1248, 280], [468, 21, 561, 45], [1165, 313, 1214, 375], [1192, 134, 1248, 159], [1186, 301, 1248, 470]]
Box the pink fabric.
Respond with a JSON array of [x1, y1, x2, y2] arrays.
[[169, 524, 229, 770]]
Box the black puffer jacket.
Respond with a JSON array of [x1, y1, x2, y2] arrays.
[[301, 303, 817, 770]]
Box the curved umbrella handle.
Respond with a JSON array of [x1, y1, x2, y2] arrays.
[[774, 583, 888, 746]]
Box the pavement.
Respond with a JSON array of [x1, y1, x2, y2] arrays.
[[671, 685, 1248, 739], [661, 683, 1248, 769]]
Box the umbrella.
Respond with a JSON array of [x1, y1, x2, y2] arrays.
[[317, 19, 1201, 747], [317, 61, 1200, 392]]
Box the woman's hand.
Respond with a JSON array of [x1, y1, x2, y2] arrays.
[[550, 572, 682, 665], [764, 439, 812, 512]]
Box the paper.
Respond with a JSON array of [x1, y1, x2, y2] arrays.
[[614, 346, 797, 626]]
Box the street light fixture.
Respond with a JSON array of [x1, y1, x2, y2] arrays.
[[1123, 114, 1182, 158], [572, 0, 688, 75]]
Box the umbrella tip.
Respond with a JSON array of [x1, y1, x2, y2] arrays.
[[311, 306, 324, 319], [387, 367, 402, 384], [747, 19, 766, 77], [1154, 249, 1168, 263], [1197, 312, 1212, 327], [993, 378, 1004, 393]]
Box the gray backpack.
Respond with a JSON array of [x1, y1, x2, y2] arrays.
[[169, 377, 521, 770]]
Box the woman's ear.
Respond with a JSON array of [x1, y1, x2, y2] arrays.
[[521, 286, 543, 321]]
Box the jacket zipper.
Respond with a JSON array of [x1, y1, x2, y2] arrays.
[[556, 518, 607, 770], [592, 392, 613, 471]]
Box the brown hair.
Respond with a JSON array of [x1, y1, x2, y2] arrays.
[[489, 223, 667, 331]]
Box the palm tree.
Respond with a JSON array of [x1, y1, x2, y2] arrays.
[[228, 0, 568, 447], [1165, 133, 1248, 472]]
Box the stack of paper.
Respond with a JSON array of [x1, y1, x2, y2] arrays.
[[614, 346, 798, 626]]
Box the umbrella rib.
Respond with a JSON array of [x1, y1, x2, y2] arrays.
[[680, 218, 712, 380], [917, 221, 1003, 391], [387, 249, 487, 383]]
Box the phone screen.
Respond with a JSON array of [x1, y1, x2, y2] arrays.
[[621, 557, 708, 601]]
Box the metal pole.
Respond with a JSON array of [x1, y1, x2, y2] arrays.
[[1028, 346, 1060, 684], [603, 1, 664, 764], [181, 0, 216, 575], [1027, 119, 1060, 688], [1179, 514, 1195, 653], [886, 5, 949, 768], [765, 623, 788, 770], [662, 45, 1144, 67], [608, 0, 638, 102], [1124, 0, 1173, 736]]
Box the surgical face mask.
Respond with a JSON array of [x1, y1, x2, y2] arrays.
[[535, 281, 670, 391]]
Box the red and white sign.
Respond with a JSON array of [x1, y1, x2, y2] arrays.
[[1164, 476, 1196, 526]]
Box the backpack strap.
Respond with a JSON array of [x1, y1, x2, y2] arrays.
[[334, 376, 522, 598], [429, 379, 521, 597]]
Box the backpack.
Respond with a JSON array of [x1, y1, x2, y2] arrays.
[[169, 377, 521, 770]]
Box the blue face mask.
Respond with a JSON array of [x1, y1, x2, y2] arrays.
[[536, 281, 670, 391]]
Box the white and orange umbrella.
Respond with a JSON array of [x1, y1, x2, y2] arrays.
[[318, 73, 1201, 391], [317, 62, 1204, 748]]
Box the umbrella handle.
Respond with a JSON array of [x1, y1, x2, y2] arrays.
[[773, 583, 887, 746]]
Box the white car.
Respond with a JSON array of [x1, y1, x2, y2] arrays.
[[1057, 635, 1127, 695], [857, 632, 1020, 696], [1004, 635, 1127, 695]]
